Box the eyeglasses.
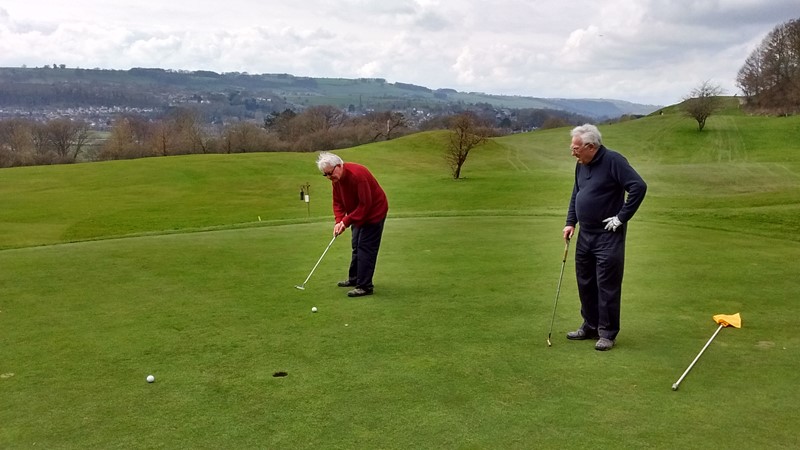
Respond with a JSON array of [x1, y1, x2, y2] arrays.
[[322, 165, 337, 177], [570, 143, 592, 152]]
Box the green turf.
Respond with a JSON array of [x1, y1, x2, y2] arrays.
[[1, 106, 799, 448]]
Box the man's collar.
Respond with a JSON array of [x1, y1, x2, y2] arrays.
[[587, 145, 605, 165]]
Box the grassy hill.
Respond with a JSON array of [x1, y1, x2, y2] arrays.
[[1, 102, 797, 249], [1, 106, 798, 448]]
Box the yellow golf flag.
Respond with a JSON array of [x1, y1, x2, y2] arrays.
[[673, 312, 743, 391], [713, 313, 742, 328]]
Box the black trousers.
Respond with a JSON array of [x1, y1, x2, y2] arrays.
[[347, 219, 385, 290], [574, 228, 626, 340]]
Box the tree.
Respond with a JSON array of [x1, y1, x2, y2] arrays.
[[44, 118, 90, 161], [445, 112, 488, 179], [99, 115, 153, 160], [0, 119, 34, 167], [30, 122, 52, 163], [223, 122, 267, 153], [264, 109, 299, 141], [682, 80, 724, 131], [383, 112, 408, 140], [151, 122, 174, 156], [361, 111, 409, 141], [736, 18, 800, 114], [298, 105, 346, 134], [164, 107, 208, 154]]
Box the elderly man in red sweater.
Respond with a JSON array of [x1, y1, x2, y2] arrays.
[[317, 152, 389, 297]]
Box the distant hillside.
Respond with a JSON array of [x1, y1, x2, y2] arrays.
[[0, 66, 659, 121]]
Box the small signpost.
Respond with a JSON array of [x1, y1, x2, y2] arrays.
[[300, 182, 311, 217]]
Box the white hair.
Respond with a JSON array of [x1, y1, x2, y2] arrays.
[[570, 124, 603, 147], [316, 152, 343, 173]]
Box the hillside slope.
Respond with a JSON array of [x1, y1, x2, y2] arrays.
[[0, 105, 798, 250]]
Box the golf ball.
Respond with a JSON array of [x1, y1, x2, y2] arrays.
[[146, 375, 155, 383], [311, 307, 317, 313]]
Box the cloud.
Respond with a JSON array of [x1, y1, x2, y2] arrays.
[[1, 1, 798, 105]]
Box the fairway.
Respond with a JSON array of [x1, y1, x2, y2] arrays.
[[2, 107, 800, 448]]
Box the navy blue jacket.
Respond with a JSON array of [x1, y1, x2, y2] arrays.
[[566, 145, 647, 232]]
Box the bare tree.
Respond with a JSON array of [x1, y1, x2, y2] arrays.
[[151, 122, 174, 156], [145, 108, 208, 156], [169, 107, 208, 154], [29, 122, 57, 164], [682, 80, 725, 131], [44, 118, 90, 161], [737, 46, 768, 99], [359, 111, 409, 142], [280, 105, 345, 139], [384, 112, 408, 140], [445, 112, 488, 179], [367, 111, 408, 141], [99, 115, 153, 160], [0, 119, 35, 167], [736, 18, 800, 114], [224, 122, 267, 153], [219, 125, 235, 154]]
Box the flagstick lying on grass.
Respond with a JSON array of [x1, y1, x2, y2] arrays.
[[672, 313, 742, 391]]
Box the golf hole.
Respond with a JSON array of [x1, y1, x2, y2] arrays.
[[273, 371, 288, 377]]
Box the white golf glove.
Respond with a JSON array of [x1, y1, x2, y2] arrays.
[[603, 216, 623, 232]]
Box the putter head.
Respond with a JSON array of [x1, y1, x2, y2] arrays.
[[294, 285, 305, 290], [546, 338, 552, 347]]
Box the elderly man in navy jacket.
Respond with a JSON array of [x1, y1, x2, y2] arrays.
[[562, 124, 647, 351]]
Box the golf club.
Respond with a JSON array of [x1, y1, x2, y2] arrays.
[[295, 234, 337, 290], [546, 238, 570, 347]]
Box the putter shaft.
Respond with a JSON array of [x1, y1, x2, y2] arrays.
[[546, 239, 570, 346], [295, 235, 337, 290]]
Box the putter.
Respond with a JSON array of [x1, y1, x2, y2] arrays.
[[546, 238, 570, 347], [295, 235, 337, 290]]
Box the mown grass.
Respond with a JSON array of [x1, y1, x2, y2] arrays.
[[1, 106, 799, 448]]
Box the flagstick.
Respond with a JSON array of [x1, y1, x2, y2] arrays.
[[672, 323, 724, 391]]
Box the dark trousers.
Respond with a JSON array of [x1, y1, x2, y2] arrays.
[[574, 228, 626, 340], [348, 219, 385, 290]]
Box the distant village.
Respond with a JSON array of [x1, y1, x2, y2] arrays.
[[0, 105, 159, 131], [0, 97, 508, 133]]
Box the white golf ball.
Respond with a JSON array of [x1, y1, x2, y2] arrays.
[[146, 375, 155, 383], [311, 306, 318, 313]]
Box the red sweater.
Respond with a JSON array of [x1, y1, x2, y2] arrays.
[[332, 163, 388, 227]]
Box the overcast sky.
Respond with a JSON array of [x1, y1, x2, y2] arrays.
[[1, 1, 796, 106]]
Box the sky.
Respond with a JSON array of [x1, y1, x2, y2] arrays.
[[0, 0, 797, 106]]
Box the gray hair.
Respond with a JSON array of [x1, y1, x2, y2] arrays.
[[316, 152, 343, 173], [570, 124, 603, 147]]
